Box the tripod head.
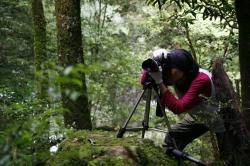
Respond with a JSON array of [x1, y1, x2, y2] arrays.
[[142, 72, 156, 90], [166, 146, 208, 166], [142, 82, 164, 118], [142, 72, 165, 117]]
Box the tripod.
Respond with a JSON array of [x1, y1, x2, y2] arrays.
[[116, 80, 177, 149], [116, 80, 208, 166]]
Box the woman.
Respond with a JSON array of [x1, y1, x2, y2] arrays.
[[140, 48, 232, 162]]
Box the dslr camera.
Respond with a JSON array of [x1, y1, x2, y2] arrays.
[[142, 48, 171, 73], [141, 49, 172, 85], [142, 58, 169, 73]]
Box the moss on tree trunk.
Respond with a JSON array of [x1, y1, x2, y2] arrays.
[[55, 0, 92, 130], [31, 0, 48, 100], [31, 0, 50, 164]]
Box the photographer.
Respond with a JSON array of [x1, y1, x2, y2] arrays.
[[140, 48, 232, 162]]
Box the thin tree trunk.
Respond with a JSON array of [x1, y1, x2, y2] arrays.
[[31, 0, 50, 164], [31, 0, 48, 100]]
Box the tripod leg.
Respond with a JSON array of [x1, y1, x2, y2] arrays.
[[142, 88, 152, 138], [153, 87, 178, 149], [117, 89, 147, 138]]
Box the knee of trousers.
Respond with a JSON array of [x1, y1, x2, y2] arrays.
[[164, 132, 174, 146]]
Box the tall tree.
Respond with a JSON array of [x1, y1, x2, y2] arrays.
[[235, 0, 250, 132], [55, 0, 92, 130], [31, 0, 50, 164], [31, 0, 49, 100]]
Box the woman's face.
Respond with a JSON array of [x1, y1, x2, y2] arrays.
[[164, 68, 185, 85]]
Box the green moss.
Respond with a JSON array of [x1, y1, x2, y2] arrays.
[[46, 130, 178, 166]]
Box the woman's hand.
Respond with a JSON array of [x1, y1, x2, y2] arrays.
[[149, 66, 163, 84], [152, 49, 168, 61]]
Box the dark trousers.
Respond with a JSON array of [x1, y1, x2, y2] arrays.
[[164, 115, 232, 161]]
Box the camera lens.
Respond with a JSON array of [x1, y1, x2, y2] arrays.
[[142, 59, 159, 72]]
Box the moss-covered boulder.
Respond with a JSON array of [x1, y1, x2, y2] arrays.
[[46, 130, 178, 166]]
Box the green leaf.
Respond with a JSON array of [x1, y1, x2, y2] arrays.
[[175, 1, 182, 9], [192, 0, 197, 6], [152, 0, 158, 6], [64, 66, 73, 75], [146, 0, 154, 5], [191, 11, 196, 18], [203, 8, 208, 20], [185, 0, 191, 7]]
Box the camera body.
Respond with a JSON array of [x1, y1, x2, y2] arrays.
[[142, 58, 173, 86], [142, 48, 171, 73], [142, 58, 171, 73]]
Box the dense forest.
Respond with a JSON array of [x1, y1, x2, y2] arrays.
[[1, 0, 250, 165]]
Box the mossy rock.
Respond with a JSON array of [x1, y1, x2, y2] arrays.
[[46, 130, 178, 166]]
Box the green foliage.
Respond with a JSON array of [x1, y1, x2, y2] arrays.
[[0, 99, 48, 165], [0, 0, 35, 104], [0, 95, 74, 165], [146, 0, 236, 29], [0, 126, 33, 166], [80, 1, 150, 128], [142, 0, 239, 76]]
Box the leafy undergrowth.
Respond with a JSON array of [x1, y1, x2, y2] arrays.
[[46, 130, 178, 166]]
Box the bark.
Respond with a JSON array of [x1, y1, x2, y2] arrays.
[[31, 0, 50, 164], [55, 0, 92, 130], [235, 0, 250, 132], [31, 0, 48, 100], [212, 58, 250, 166]]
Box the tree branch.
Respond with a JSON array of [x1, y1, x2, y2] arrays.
[[184, 22, 197, 62]]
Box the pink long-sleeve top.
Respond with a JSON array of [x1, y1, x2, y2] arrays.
[[160, 71, 211, 114]]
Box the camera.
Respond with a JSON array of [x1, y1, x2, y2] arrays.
[[142, 58, 171, 73], [142, 58, 173, 86], [142, 59, 161, 72]]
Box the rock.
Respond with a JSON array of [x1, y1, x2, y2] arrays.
[[46, 130, 177, 166]]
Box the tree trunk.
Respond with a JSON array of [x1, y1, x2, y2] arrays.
[[31, 0, 48, 100], [31, 0, 50, 164], [212, 58, 250, 166], [235, 0, 250, 132], [55, 0, 92, 130]]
